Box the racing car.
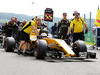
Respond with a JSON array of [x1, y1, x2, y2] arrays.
[[4, 26, 96, 60]]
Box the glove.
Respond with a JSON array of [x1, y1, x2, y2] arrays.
[[85, 29, 88, 34]]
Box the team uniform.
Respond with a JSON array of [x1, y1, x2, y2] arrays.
[[37, 22, 47, 29], [21, 23, 26, 27], [4, 21, 18, 37], [70, 17, 85, 42], [58, 19, 70, 39], [20, 20, 37, 42], [16, 21, 21, 26]]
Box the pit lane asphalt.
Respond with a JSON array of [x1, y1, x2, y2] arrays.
[[0, 45, 100, 75]]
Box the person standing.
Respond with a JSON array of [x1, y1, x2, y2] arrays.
[[51, 23, 57, 38], [15, 17, 21, 26], [57, 13, 70, 39], [4, 17, 18, 37], [67, 11, 88, 43]]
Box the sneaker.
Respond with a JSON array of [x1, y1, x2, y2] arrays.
[[22, 53, 27, 57], [18, 50, 20, 55]]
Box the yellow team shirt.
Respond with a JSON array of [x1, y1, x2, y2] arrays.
[[70, 17, 85, 33], [22, 20, 37, 34]]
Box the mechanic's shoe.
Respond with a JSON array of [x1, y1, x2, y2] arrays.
[[18, 50, 20, 55], [22, 53, 27, 57]]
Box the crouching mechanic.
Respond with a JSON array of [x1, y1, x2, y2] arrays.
[[18, 17, 42, 56]]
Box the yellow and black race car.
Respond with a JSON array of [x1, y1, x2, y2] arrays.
[[4, 27, 96, 60]]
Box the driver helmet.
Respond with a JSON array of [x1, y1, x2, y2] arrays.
[[41, 33, 47, 38]]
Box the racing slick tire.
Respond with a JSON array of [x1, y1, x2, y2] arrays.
[[4, 37, 15, 52], [73, 40, 87, 57], [34, 40, 47, 59]]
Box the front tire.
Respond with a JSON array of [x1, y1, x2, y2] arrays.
[[34, 40, 47, 59], [73, 40, 87, 57]]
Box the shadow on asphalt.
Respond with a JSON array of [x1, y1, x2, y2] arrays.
[[0, 48, 96, 63], [44, 59, 96, 63], [13, 51, 97, 63]]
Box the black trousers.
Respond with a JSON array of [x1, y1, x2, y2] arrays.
[[59, 33, 67, 39], [73, 32, 84, 43]]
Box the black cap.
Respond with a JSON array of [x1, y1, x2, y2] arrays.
[[63, 13, 67, 15], [32, 18, 34, 20]]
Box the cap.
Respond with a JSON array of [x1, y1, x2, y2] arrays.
[[32, 18, 34, 20], [63, 12, 67, 15], [73, 10, 80, 16]]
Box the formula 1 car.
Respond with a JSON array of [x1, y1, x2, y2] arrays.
[[4, 26, 96, 60]]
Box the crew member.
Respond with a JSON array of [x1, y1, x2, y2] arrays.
[[37, 18, 48, 29], [15, 17, 21, 26], [57, 13, 70, 39], [67, 11, 88, 43], [4, 17, 18, 37], [21, 20, 27, 27], [51, 23, 57, 38], [18, 17, 41, 56]]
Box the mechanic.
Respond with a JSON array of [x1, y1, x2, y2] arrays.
[[21, 20, 27, 27], [18, 17, 41, 56], [51, 23, 57, 38], [37, 18, 48, 29], [4, 17, 18, 37], [67, 11, 88, 43], [17, 20, 27, 41], [37, 22, 48, 29], [15, 17, 21, 26], [57, 12, 70, 39]]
